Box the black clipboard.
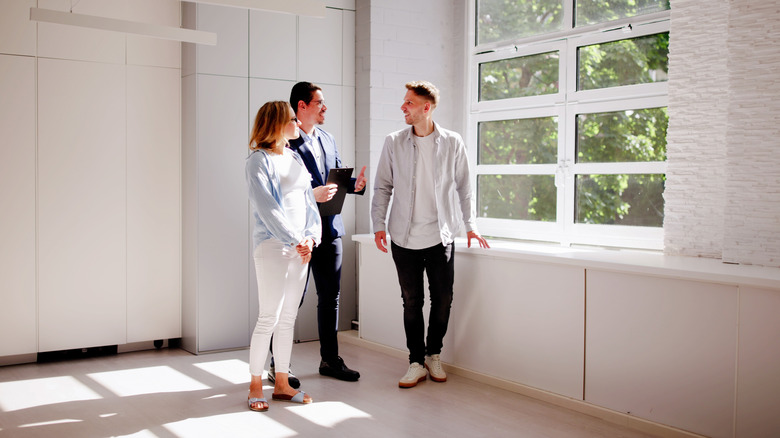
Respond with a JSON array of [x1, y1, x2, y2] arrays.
[[318, 167, 353, 216]]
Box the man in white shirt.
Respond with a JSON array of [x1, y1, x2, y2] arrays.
[[371, 81, 490, 388], [267, 82, 366, 387]]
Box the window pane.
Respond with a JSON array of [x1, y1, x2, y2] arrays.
[[480, 52, 559, 101], [577, 33, 669, 91], [576, 0, 670, 27], [478, 175, 556, 221], [477, 0, 564, 45], [575, 174, 664, 226], [576, 107, 667, 163], [479, 117, 558, 165]]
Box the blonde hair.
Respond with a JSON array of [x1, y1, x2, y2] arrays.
[[405, 80, 439, 108], [249, 101, 292, 151]]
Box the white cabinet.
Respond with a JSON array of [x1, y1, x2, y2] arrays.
[[182, 3, 358, 353], [452, 253, 584, 399], [189, 4, 248, 78], [182, 74, 250, 354], [354, 235, 780, 438], [736, 286, 780, 438], [0, 0, 182, 359], [585, 270, 738, 438], [0, 0, 36, 56], [37, 58, 128, 352], [181, 4, 252, 354], [0, 55, 37, 357], [249, 10, 297, 81], [126, 65, 182, 343], [299, 7, 344, 85], [37, 0, 126, 64]]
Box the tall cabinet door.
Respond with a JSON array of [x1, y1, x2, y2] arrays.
[[193, 74, 250, 352], [37, 58, 127, 352], [181, 4, 251, 354], [126, 65, 182, 343], [0, 55, 37, 357]]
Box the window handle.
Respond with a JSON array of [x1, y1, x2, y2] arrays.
[[555, 159, 572, 188]]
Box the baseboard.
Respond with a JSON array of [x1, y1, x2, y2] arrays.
[[0, 353, 37, 367], [338, 330, 705, 438]]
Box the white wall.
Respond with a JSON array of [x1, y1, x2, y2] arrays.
[[665, 0, 780, 267], [0, 0, 182, 357], [663, 0, 729, 260], [355, 0, 466, 234], [722, 1, 780, 266]]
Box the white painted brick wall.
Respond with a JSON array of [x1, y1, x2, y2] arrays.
[[666, 0, 780, 267], [722, 0, 780, 266], [664, 0, 730, 260], [355, 0, 466, 234]]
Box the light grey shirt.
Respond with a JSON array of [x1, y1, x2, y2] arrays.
[[371, 122, 478, 248]]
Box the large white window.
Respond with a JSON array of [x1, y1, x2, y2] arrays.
[[468, 1, 670, 249]]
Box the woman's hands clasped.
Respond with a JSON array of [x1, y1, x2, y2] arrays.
[[296, 237, 315, 264]]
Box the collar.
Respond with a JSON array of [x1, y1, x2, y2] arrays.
[[300, 127, 319, 144], [405, 122, 440, 143]]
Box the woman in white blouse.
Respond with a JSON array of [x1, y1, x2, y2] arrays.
[[245, 101, 321, 411]]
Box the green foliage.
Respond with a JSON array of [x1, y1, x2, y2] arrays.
[[575, 0, 671, 27], [477, 0, 563, 45], [576, 174, 665, 226], [578, 33, 669, 90], [479, 117, 558, 164], [577, 107, 668, 163], [480, 52, 559, 101], [478, 175, 557, 221]]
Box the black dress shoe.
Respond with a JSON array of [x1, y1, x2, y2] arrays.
[[319, 356, 360, 381], [268, 364, 301, 389]]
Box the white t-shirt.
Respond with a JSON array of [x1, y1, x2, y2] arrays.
[[406, 133, 441, 249], [269, 148, 311, 232]]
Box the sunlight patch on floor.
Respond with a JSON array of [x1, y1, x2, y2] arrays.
[[193, 358, 253, 384], [114, 429, 161, 437], [0, 376, 102, 411], [19, 418, 83, 428], [87, 366, 209, 397], [164, 411, 297, 437], [286, 401, 372, 427]]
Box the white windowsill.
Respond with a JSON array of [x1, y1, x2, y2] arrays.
[[352, 234, 780, 290]]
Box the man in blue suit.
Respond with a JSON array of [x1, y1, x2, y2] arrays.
[[268, 81, 366, 385]]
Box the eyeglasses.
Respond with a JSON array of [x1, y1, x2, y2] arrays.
[[311, 100, 324, 107]]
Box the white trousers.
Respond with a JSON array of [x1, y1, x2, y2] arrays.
[[249, 239, 308, 377]]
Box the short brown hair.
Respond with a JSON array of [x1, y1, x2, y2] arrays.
[[290, 81, 322, 114], [405, 80, 439, 107], [249, 101, 292, 151]]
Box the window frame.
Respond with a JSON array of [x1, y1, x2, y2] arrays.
[[467, 1, 671, 250]]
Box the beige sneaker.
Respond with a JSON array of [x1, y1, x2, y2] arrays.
[[398, 363, 427, 388], [425, 354, 447, 382]]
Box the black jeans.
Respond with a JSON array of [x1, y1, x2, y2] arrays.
[[307, 236, 343, 363], [391, 241, 455, 365]]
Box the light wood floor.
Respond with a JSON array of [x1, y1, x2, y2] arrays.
[[0, 339, 657, 438]]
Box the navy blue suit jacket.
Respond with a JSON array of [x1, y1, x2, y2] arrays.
[[289, 127, 365, 241]]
